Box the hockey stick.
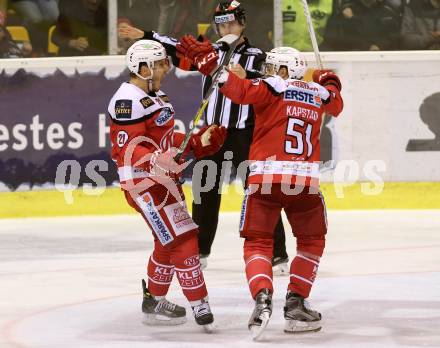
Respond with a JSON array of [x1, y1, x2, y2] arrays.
[[174, 34, 241, 162], [300, 0, 335, 171], [300, 0, 328, 134], [300, 0, 323, 70]]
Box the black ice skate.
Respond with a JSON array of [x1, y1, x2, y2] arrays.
[[284, 291, 322, 333], [248, 288, 273, 340], [141, 279, 187, 325], [191, 298, 214, 333]]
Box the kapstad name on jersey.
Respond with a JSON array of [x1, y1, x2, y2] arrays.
[[286, 105, 319, 121]]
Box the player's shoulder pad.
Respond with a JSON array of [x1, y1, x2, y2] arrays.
[[306, 81, 331, 100], [108, 83, 144, 123], [108, 83, 173, 124], [261, 75, 288, 95], [284, 79, 331, 102], [136, 91, 174, 119], [156, 91, 171, 105]]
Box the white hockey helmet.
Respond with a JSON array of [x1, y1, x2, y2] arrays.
[[264, 47, 307, 80], [126, 40, 167, 80]]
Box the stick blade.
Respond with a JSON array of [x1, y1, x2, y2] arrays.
[[216, 34, 239, 46]]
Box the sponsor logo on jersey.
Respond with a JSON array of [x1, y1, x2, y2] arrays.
[[140, 97, 154, 109], [155, 108, 173, 126], [141, 193, 174, 245], [154, 266, 174, 276], [239, 193, 249, 231], [151, 261, 174, 284], [184, 255, 200, 267], [154, 265, 174, 276], [164, 202, 197, 236], [133, 167, 149, 176], [175, 266, 205, 289], [284, 88, 322, 107], [115, 99, 132, 119], [251, 78, 260, 85], [288, 80, 319, 92], [160, 95, 170, 103], [151, 271, 173, 284]]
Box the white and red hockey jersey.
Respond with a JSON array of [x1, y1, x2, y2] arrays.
[[108, 82, 185, 186], [220, 72, 343, 186]]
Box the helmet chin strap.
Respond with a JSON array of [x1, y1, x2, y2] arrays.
[[147, 79, 154, 92], [134, 62, 155, 91], [135, 70, 153, 81]]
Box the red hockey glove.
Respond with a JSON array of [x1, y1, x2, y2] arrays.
[[176, 35, 208, 71], [176, 35, 208, 60], [176, 35, 218, 76], [194, 51, 219, 76], [312, 69, 342, 91], [190, 125, 227, 159]]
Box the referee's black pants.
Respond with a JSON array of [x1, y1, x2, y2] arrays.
[[192, 127, 288, 259]]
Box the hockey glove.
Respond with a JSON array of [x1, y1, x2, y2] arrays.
[[176, 35, 208, 60], [312, 69, 342, 91], [176, 35, 219, 76], [190, 125, 227, 159]]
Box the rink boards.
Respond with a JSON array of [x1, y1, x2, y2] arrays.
[[1, 52, 440, 217], [1, 182, 439, 218]]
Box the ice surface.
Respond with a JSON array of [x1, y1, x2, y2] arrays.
[[1, 211, 439, 347]]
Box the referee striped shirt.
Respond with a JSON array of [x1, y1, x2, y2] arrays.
[[144, 32, 266, 129]]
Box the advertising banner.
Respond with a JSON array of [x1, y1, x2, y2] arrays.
[[0, 57, 202, 191], [1, 52, 440, 192]]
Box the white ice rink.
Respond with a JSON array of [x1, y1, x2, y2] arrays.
[[1, 211, 439, 348]]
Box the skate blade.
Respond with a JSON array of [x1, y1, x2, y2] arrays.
[[250, 311, 271, 341], [284, 319, 321, 333], [202, 323, 215, 333], [143, 313, 187, 326], [272, 264, 289, 277]]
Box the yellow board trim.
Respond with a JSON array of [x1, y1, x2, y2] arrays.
[[0, 182, 439, 219]]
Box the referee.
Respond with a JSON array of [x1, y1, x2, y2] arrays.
[[118, 0, 289, 275]]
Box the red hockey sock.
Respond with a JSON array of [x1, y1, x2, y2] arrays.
[[243, 236, 274, 299], [288, 253, 320, 298], [171, 237, 208, 302], [147, 240, 174, 297]]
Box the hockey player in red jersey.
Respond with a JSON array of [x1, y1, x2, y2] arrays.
[[225, 48, 342, 338], [177, 41, 343, 338], [108, 40, 226, 331]]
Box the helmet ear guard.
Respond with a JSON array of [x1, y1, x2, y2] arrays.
[[263, 47, 307, 80], [125, 40, 168, 80]]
